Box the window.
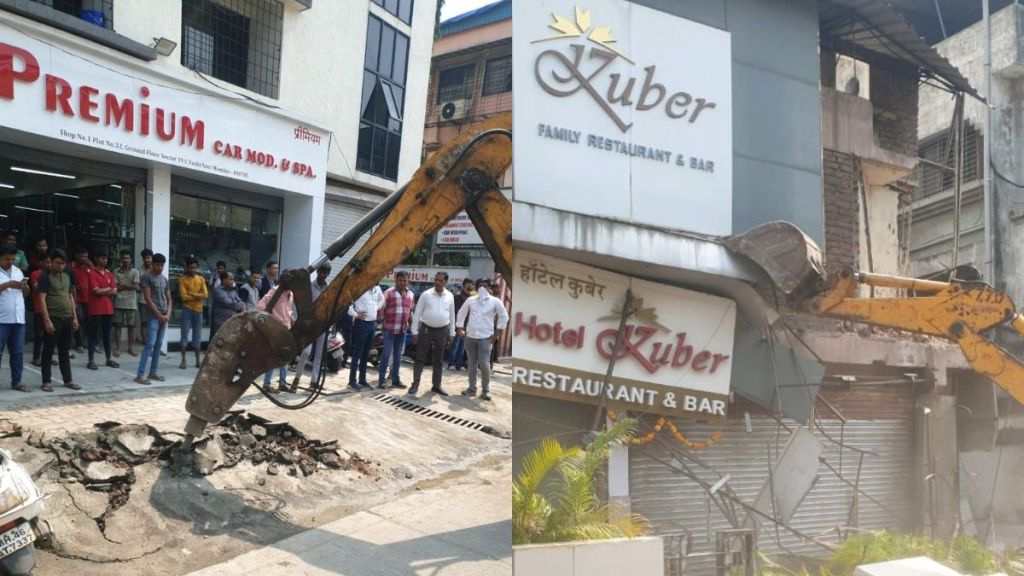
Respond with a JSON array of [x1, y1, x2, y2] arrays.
[[30, 0, 114, 29], [436, 63, 475, 104], [372, 0, 413, 24], [181, 0, 284, 99], [482, 55, 512, 96], [918, 125, 981, 199], [357, 15, 410, 181]]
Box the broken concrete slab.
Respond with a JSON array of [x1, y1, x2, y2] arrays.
[[114, 427, 156, 459], [64, 482, 109, 519], [193, 436, 227, 476], [83, 461, 130, 484], [319, 453, 342, 469], [0, 419, 21, 438]]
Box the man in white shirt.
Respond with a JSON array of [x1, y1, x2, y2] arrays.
[[347, 282, 384, 391], [457, 277, 509, 401], [409, 272, 455, 396], [0, 244, 29, 392]]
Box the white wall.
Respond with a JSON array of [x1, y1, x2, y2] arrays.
[[114, 0, 437, 191]]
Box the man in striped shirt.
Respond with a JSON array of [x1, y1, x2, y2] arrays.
[[377, 271, 413, 389]]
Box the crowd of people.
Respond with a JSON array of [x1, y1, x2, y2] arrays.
[[0, 233, 508, 400]]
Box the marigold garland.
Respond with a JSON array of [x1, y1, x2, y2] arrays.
[[607, 410, 723, 450]]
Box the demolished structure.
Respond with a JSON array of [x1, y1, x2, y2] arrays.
[[511, 0, 996, 573]]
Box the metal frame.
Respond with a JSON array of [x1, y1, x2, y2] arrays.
[[180, 0, 284, 99], [357, 14, 411, 181]]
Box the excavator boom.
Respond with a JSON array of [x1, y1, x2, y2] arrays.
[[729, 221, 1024, 408], [182, 114, 512, 438]]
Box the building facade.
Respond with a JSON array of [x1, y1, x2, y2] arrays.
[[0, 0, 436, 338], [422, 0, 511, 282], [910, 3, 1024, 549], [512, 0, 978, 572]]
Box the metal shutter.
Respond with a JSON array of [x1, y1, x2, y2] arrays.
[[322, 197, 373, 278], [629, 385, 916, 576]]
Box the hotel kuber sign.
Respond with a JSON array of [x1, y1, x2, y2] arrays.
[[0, 23, 326, 196], [512, 1, 733, 235], [513, 251, 736, 419]]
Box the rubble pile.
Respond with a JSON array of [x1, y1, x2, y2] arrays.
[[13, 412, 374, 534], [175, 411, 371, 479]]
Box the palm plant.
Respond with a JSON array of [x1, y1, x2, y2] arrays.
[[512, 418, 649, 545]]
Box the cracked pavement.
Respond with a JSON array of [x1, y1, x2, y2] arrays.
[[0, 360, 512, 575]]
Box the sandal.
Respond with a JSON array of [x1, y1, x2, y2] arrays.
[[106, 360, 120, 368], [178, 361, 187, 370], [41, 383, 53, 392], [13, 385, 29, 393], [64, 382, 81, 390]]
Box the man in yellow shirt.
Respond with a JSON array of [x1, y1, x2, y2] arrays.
[[178, 256, 207, 369]]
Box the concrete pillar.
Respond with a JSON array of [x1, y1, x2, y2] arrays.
[[146, 166, 171, 261], [145, 166, 171, 354], [281, 193, 324, 269]]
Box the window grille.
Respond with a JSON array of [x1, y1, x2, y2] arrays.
[[357, 15, 410, 181], [918, 124, 981, 199], [31, 0, 113, 29], [482, 55, 512, 96], [181, 0, 284, 99], [371, 0, 413, 24], [436, 63, 476, 104]]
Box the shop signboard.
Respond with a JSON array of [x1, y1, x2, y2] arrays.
[[436, 211, 484, 249], [383, 266, 472, 286], [512, 0, 733, 235], [512, 250, 735, 419], [0, 24, 327, 196]]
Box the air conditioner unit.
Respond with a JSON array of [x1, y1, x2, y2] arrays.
[[440, 99, 470, 121]]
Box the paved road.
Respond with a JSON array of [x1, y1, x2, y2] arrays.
[[189, 456, 512, 576], [2, 357, 512, 576]]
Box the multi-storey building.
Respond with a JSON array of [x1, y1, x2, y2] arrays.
[[0, 0, 436, 336], [511, 0, 981, 572], [421, 0, 510, 281]]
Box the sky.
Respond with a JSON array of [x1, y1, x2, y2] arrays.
[[440, 0, 498, 22]]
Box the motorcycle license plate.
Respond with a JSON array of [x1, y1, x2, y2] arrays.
[[331, 347, 344, 359], [0, 522, 34, 559]]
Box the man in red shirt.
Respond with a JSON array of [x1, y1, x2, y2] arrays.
[[85, 251, 118, 370], [29, 254, 49, 367], [71, 247, 92, 354], [377, 271, 414, 389]]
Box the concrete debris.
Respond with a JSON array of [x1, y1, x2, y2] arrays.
[[83, 461, 131, 484], [267, 463, 279, 476], [0, 419, 21, 438], [193, 436, 227, 476], [160, 412, 353, 479], [115, 427, 156, 459]]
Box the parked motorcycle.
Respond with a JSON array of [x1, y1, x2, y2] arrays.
[[324, 331, 345, 373], [0, 448, 51, 576]]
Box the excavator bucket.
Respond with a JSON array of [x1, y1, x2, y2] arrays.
[[725, 221, 827, 302]]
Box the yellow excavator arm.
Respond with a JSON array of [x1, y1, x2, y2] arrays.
[[730, 221, 1024, 407], [182, 114, 512, 439]]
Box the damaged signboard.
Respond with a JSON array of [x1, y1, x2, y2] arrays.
[[512, 250, 736, 419]]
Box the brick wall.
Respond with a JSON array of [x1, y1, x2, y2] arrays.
[[823, 150, 860, 268], [870, 63, 919, 157]]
